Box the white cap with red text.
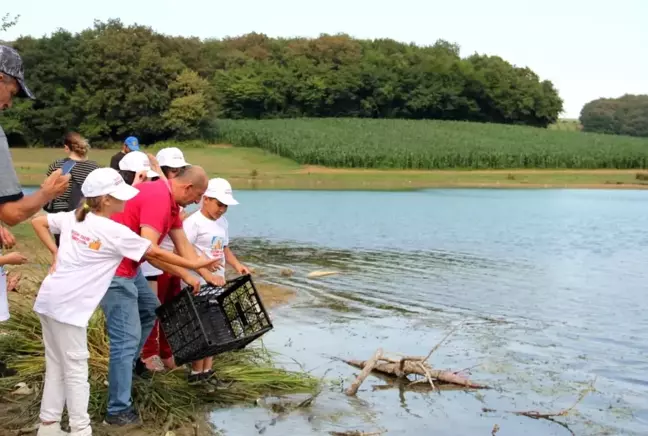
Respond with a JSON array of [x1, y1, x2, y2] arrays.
[[118, 151, 159, 178], [156, 147, 189, 168], [81, 168, 140, 201], [204, 178, 239, 205]]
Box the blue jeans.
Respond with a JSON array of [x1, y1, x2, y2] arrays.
[[100, 268, 159, 415]]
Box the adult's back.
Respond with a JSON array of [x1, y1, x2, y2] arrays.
[[43, 133, 99, 213]]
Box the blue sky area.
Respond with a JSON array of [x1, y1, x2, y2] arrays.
[[3, 0, 646, 118]]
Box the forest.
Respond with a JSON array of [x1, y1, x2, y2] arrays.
[[0, 19, 564, 146]]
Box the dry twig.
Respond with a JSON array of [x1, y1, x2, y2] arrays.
[[345, 348, 383, 396]]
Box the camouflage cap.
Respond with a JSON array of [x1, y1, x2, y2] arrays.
[[0, 45, 35, 99]]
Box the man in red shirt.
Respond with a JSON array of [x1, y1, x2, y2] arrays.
[[100, 165, 218, 426]]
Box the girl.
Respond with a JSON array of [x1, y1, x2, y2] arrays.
[[182, 177, 250, 384], [0, 243, 26, 378], [140, 147, 191, 371], [31, 168, 219, 436]]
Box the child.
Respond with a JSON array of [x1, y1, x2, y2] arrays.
[[182, 178, 250, 384], [0, 235, 27, 378], [140, 147, 191, 371], [31, 168, 219, 436]]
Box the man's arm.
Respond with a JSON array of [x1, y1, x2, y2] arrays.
[[169, 228, 224, 285], [0, 190, 58, 226]]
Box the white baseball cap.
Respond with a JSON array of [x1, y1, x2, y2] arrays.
[[82, 168, 140, 201], [204, 178, 239, 205], [118, 151, 158, 178], [156, 147, 189, 168]]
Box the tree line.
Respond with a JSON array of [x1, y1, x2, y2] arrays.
[[580, 94, 648, 138], [0, 19, 564, 146]]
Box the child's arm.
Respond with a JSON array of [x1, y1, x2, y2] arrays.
[[0, 252, 28, 267], [31, 214, 58, 256], [224, 246, 250, 275]]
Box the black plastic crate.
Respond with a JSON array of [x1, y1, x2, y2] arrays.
[[155, 274, 273, 366]]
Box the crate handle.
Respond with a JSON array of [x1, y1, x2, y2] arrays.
[[234, 302, 249, 327]]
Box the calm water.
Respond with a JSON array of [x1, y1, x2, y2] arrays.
[[24, 187, 648, 435], [215, 189, 647, 436]]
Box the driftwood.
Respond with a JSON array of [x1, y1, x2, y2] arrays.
[[342, 323, 488, 394], [345, 348, 383, 396], [344, 359, 488, 389]]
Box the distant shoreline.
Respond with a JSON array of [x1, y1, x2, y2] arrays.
[[11, 147, 648, 191]]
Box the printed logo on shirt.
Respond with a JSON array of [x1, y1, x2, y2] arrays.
[[210, 236, 225, 258], [72, 230, 102, 251]]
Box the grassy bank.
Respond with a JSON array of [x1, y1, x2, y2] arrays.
[[217, 118, 648, 169], [11, 146, 648, 190], [0, 224, 317, 434]]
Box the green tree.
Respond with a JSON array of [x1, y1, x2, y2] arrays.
[[580, 95, 648, 137]]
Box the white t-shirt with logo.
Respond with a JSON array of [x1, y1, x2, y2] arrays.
[[34, 211, 152, 328], [183, 211, 229, 285], [0, 267, 9, 322], [140, 206, 184, 277]]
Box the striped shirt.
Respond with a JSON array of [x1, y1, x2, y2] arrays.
[[45, 158, 100, 212]]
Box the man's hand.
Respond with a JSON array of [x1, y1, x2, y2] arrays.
[[41, 169, 70, 199], [183, 274, 202, 295], [3, 252, 28, 265], [0, 227, 16, 249], [147, 153, 164, 179]]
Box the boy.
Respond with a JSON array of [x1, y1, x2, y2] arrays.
[[182, 178, 250, 383]]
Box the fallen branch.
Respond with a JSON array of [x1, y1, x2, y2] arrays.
[[482, 378, 596, 436], [343, 359, 488, 389], [345, 348, 383, 396]]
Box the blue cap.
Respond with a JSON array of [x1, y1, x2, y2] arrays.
[[124, 136, 140, 151]]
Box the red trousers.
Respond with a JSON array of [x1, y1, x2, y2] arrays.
[[141, 272, 182, 360]]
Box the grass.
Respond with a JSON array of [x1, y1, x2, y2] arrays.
[[10, 141, 648, 191], [216, 118, 648, 169], [0, 224, 318, 433]]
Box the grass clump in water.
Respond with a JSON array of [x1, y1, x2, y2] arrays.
[[0, 272, 318, 432]]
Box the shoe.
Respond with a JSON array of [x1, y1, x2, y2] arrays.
[[0, 360, 17, 378], [37, 423, 67, 436], [103, 409, 142, 427], [134, 359, 152, 380], [70, 425, 93, 436], [187, 372, 202, 385]]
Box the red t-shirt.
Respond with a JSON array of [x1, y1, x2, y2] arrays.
[[111, 179, 182, 278]]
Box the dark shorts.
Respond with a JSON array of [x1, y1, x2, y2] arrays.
[[145, 275, 159, 282]]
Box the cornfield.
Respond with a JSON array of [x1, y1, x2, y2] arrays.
[[216, 118, 648, 169]]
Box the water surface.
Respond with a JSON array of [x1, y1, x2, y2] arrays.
[[216, 189, 647, 436]]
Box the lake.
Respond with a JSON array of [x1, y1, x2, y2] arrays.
[[23, 187, 648, 435]]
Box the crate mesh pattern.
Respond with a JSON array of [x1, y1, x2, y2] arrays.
[[156, 274, 273, 365]]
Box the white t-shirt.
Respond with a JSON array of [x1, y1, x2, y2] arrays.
[[141, 206, 184, 278], [0, 267, 9, 322], [183, 211, 229, 285], [34, 211, 152, 328]]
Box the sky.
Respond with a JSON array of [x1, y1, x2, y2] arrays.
[[3, 0, 647, 119]]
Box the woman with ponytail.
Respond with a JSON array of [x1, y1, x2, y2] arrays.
[[30, 168, 219, 436], [44, 133, 100, 246]]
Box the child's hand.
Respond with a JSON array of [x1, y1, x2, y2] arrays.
[[0, 227, 16, 249], [3, 252, 28, 265], [6, 272, 20, 292], [236, 264, 251, 275], [48, 260, 57, 275]]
